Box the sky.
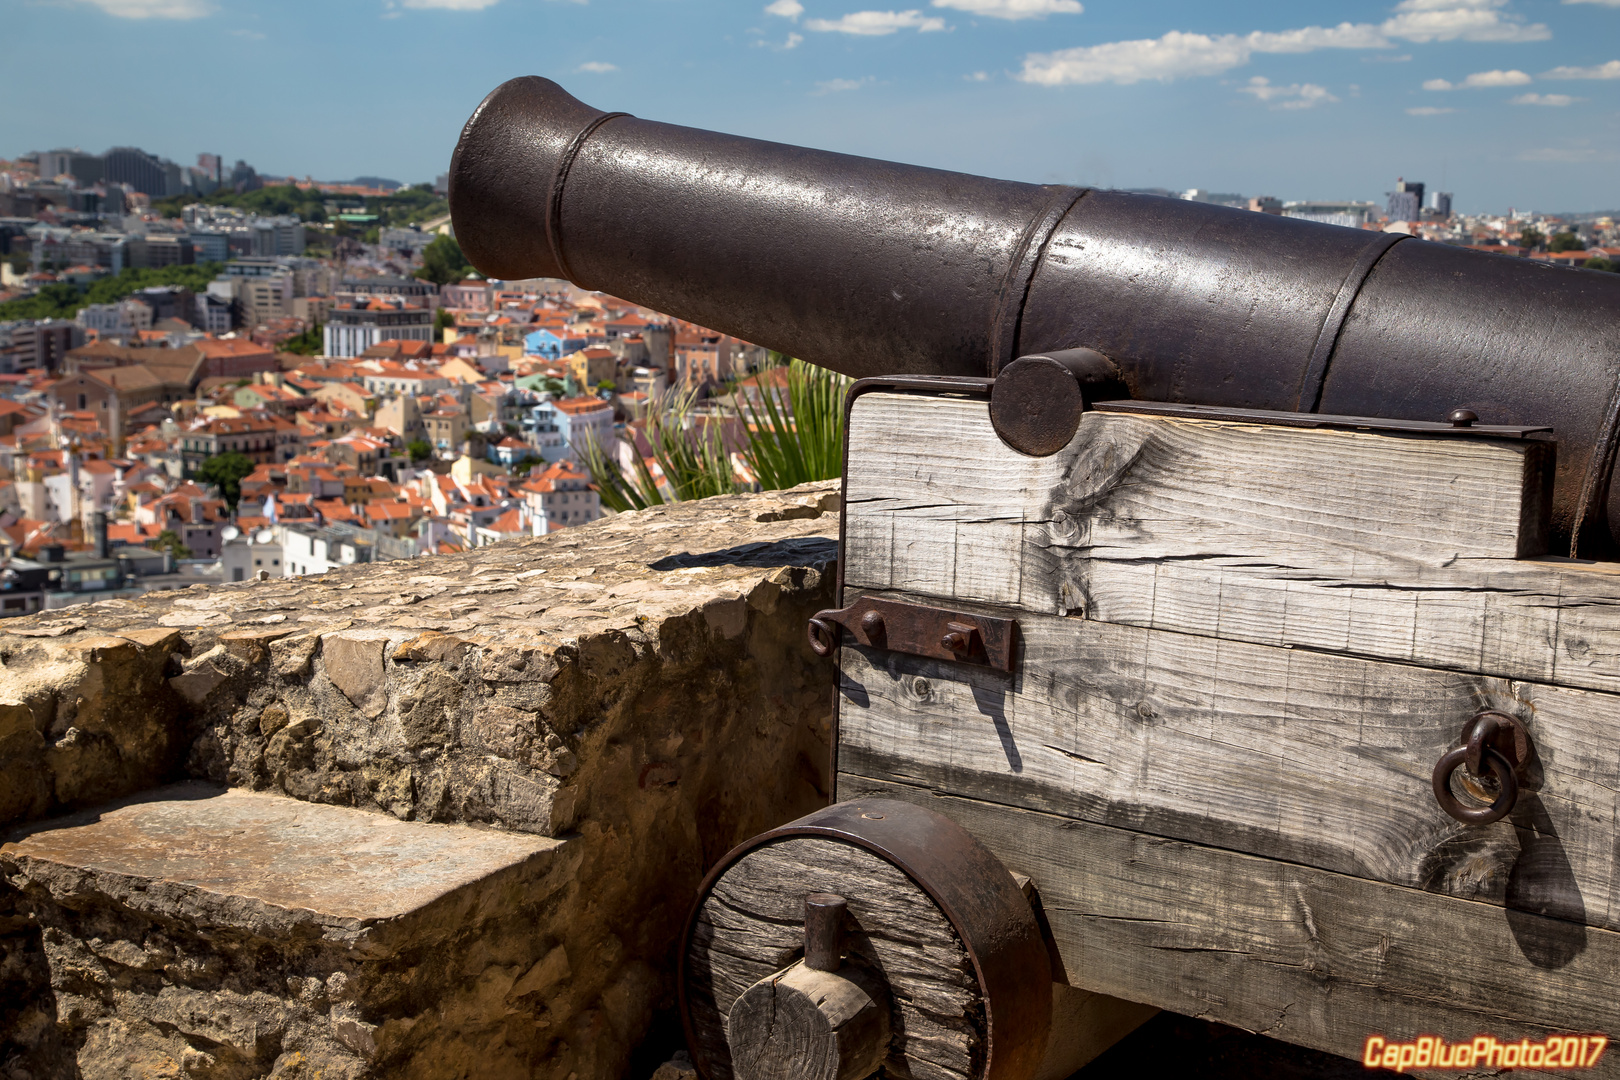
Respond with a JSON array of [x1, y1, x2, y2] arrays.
[[3, 0, 1618, 214]]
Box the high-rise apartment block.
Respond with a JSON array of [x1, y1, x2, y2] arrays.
[[1386, 178, 1424, 222]]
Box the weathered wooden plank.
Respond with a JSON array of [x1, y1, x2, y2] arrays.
[[836, 597, 1620, 932], [841, 775, 1620, 1078], [1069, 555, 1620, 695], [843, 393, 1620, 697], [844, 394, 1069, 614]]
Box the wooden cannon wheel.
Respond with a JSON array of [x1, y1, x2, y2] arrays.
[[680, 799, 1052, 1080]]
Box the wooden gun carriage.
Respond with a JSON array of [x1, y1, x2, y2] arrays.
[[676, 380, 1620, 1079], [446, 77, 1620, 1079]]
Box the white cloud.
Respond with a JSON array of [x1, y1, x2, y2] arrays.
[[1463, 67, 1533, 85], [1363, 52, 1414, 61], [1563, 0, 1620, 6], [576, 61, 618, 72], [1018, 31, 1252, 84], [1518, 145, 1618, 162], [1246, 24, 1391, 51], [806, 9, 946, 33], [1543, 60, 1620, 79], [931, 0, 1080, 20], [1016, 24, 1390, 85], [1406, 105, 1456, 113], [402, 0, 501, 8], [765, 0, 803, 18], [79, 0, 214, 16], [813, 76, 874, 93], [1423, 68, 1532, 89], [965, 70, 990, 81], [1381, 0, 1549, 42], [1237, 76, 1338, 109], [1016, 3, 1549, 88], [1512, 92, 1581, 104], [784, 31, 804, 47]]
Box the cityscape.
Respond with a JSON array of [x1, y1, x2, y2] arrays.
[[0, 140, 1615, 618], [6, 0, 1620, 1070]]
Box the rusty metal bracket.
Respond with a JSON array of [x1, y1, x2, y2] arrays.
[[808, 597, 1018, 672]]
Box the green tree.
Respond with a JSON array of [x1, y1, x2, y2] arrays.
[[1519, 228, 1545, 252], [151, 184, 327, 223], [435, 308, 454, 334], [282, 323, 323, 356], [152, 529, 192, 560], [1549, 232, 1585, 253], [195, 451, 256, 507], [407, 439, 433, 462], [0, 262, 223, 322], [416, 235, 474, 286], [1585, 257, 1618, 273]]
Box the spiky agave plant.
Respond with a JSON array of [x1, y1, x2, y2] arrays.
[[581, 358, 850, 510], [737, 356, 850, 490], [579, 385, 736, 512]]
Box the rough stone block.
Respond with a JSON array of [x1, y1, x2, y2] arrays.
[[1, 783, 572, 1079], [0, 483, 842, 1079], [0, 628, 186, 829]]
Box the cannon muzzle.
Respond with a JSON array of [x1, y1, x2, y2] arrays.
[[450, 76, 1620, 553]]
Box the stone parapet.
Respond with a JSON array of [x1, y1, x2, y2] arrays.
[[0, 483, 841, 1080]]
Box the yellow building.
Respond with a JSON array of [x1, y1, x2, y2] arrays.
[[566, 346, 618, 389]]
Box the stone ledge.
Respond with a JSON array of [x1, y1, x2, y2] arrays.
[[0, 481, 840, 833], [2, 783, 569, 940]]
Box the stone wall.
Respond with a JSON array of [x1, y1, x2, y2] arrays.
[[0, 483, 841, 1080]]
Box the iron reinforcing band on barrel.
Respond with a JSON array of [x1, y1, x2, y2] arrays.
[[545, 110, 631, 286]]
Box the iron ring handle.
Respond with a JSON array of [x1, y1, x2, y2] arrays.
[[807, 616, 837, 657], [1432, 744, 1519, 826]]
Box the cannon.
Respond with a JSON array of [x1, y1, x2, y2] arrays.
[[452, 78, 1620, 1079], [450, 76, 1620, 558]]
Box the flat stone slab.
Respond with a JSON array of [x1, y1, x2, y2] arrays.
[[2, 782, 567, 936], [2, 785, 580, 1077]]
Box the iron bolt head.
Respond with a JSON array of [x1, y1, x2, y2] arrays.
[[1449, 409, 1479, 428], [942, 631, 969, 652]]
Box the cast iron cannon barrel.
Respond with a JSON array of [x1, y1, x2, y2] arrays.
[[449, 76, 1620, 553]]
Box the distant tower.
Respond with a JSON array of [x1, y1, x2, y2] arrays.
[[1386, 177, 1424, 222], [1431, 191, 1453, 219], [108, 388, 124, 460]]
